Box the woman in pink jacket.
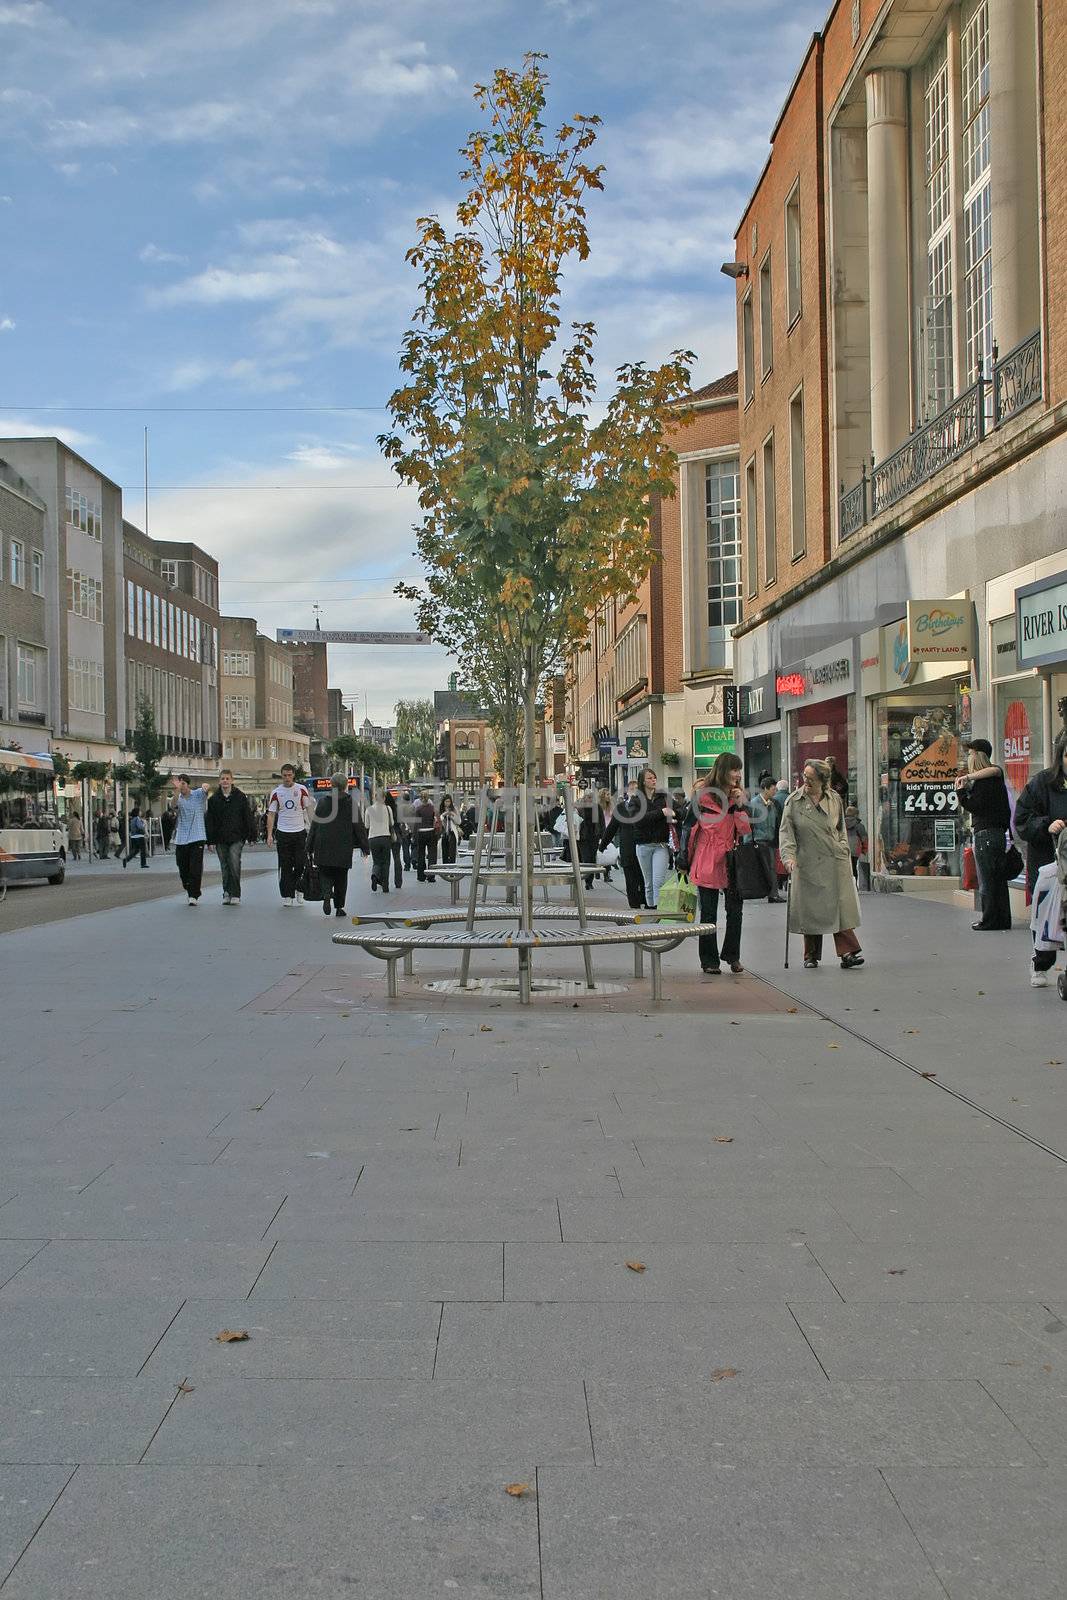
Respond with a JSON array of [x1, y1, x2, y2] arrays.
[[686, 751, 752, 975]]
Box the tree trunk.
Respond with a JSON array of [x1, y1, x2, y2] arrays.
[[522, 644, 537, 931]]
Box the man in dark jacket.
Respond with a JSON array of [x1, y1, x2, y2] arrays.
[[601, 779, 647, 909], [1014, 729, 1067, 983], [205, 769, 257, 906], [308, 775, 359, 917]]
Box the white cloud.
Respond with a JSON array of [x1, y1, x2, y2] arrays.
[[162, 354, 299, 393], [53, 161, 80, 178], [139, 242, 186, 265], [0, 2, 49, 23], [0, 316, 14, 331], [0, 415, 95, 448]]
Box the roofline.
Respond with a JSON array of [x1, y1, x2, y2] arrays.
[[733, 30, 823, 242], [0, 436, 122, 494]]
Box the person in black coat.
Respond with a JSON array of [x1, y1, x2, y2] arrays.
[[205, 770, 258, 905], [308, 775, 359, 918], [955, 738, 1013, 931], [1013, 729, 1067, 983], [601, 778, 648, 910]]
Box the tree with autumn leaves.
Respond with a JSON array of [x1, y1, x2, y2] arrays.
[[383, 55, 693, 787]]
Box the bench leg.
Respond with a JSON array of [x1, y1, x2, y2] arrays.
[[650, 949, 662, 1002], [518, 947, 531, 1005], [386, 957, 399, 1000], [451, 879, 459, 906], [582, 942, 595, 990], [403, 950, 413, 977], [459, 948, 472, 989], [633, 945, 644, 979]]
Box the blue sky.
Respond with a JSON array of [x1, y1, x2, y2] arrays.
[[0, 0, 825, 718]]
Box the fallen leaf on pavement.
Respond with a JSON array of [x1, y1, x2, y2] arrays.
[[479, 1025, 493, 1032], [786, 1006, 799, 1014], [827, 1043, 840, 1050], [504, 1483, 530, 1497], [625, 1260, 647, 1273], [921, 1071, 937, 1079], [215, 1329, 250, 1343], [710, 1367, 739, 1382], [904, 1029, 920, 1035], [713, 1136, 734, 1144], [177, 1382, 195, 1394], [887, 1268, 906, 1276], [1044, 1364, 1053, 1372], [1047, 1060, 1063, 1067]]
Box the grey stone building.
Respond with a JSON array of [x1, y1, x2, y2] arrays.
[[0, 459, 51, 748]]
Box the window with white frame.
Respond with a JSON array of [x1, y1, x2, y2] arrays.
[[762, 435, 777, 587], [785, 180, 802, 325], [127, 580, 136, 634], [68, 656, 104, 713], [67, 569, 103, 622], [706, 457, 742, 629], [922, 33, 954, 419], [962, 0, 992, 385], [789, 388, 807, 559], [10, 540, 24, 587], [31, 549, 43, 596], [615, 615, 648, 697], [759, 252, 773, 377], [17, 643, 43, 710], [224, 695, 251, 730], [160, 559, 178, 585]]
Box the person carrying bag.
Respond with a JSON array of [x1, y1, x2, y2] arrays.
[[685, 752, 751, 975]]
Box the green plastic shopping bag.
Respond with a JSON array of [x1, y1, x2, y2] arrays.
[[657, 871, 697, 921]]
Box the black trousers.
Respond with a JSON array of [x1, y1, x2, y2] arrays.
[[276, 831, 306, 899], [175, 842, 204, 899], [619, 838, 645, 909], [124, 839, 148, 868], [415, 830, 438, 880], [440, 831, 458, 865], [697, 884, 743, 969], [370, 837, 393, 892], [389, 839, 404, 888], [755, 840, 781, 900], [318, 865, 348, 910], [973, 827, 1012, 929]]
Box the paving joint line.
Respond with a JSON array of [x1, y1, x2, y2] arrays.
[[0, 1465, 78, 1592], [245, 1239, 278, 1300], [750, 966, 1067, 1167], [877, 1468, 951, 1598], [556, 1198, 564, 1243], [0, 1240, 50, 1292], [430, 1303, 445, 1380], [534, 1465, 545, 1600], [136, 1298, 188, 1377], [137, 1384, 186, 1464], [975, 1376, 1050, 1464], [582, 1378, 597, 1466], [76, 1163, 114, 1195], [803, 1242, 847, 1304], [260, 1196, 288, 1240], [786, 1304, 831, 1380]]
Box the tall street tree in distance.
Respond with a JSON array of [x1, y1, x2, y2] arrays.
[[393, 699, 438, 780], [383, 54, 694, 793]]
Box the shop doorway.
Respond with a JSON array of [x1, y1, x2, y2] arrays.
[[743, 732, 781, 792], [873, 682, 969, 878], [791, 696, 853, 798]]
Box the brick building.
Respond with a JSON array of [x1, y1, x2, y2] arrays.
[[219, 617, 309, 794], [566, 372, 741, 792], [286, 639, 328, 742], [432, 689, 497, 789], [0, 460, 50, 748], [121, 523, 222, 780], [729, 0, 1065, 892]]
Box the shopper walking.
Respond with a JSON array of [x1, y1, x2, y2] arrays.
[[601, 778, 649, 908], [107, 810, 122, 860], [266, 763, 311, 906], [122, 807, 148, 869], [413, 791, 439, 882], [206, 768, 257, 906], [308, 774, 357, 917], [94, 809, 110, 861], [439, 794, 461, 866], [597, 788, 615, 884], [749, 773, 784, 903], [172, 774, 209, 905], [383, 791, 405, 889], [779, 759, 864, 969], [367, 789, 396, 894], [1014, 729, 1067, 987], [685, 752, 751, 974], [632, 767, 675, 910], [844, 805, 869, 883], [67, 811, 83, 861], [161, 802, 177, 852], [955, 738, 1012, 931]]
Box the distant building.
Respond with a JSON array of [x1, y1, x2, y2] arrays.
[[0, 460, 51, 749], [284, 639, 329, 741], [327, 689, 354, 741], [121, 522, 221, 780], [219, 616, 310, 793], [360, 716, 394, 750]]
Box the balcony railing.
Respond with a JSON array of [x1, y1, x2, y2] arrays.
[[839, 330, 1042, 538]]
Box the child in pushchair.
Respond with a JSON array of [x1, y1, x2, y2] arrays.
[[1030, 830, 1067, 999]]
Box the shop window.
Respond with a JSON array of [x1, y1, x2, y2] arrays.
[[874, 684, 970, 879]]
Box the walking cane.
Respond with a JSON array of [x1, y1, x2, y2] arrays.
[[784, 870, 792, 970]]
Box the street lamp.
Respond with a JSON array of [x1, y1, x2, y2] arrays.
[[720, 261, 749, 280]]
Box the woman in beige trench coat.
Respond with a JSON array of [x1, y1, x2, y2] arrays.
[[779, 759, 864, 970]]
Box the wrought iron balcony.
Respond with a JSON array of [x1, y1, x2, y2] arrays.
[[839, 330, 1042, 538]]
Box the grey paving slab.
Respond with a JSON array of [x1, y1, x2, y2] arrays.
[[0, 1464, 540, 1599], [979, 1368, 1067, 1460], [503, 1241, 838, 1302], [0, 1297, 182, 1378], [585, 1376, 1039, 1468], [789, 1300, 1067, 1379], [353, 1152, 637, 1200], [271, 1194, 561, 1242], [0, 1185, 290, 1243], [884, 1468, 1067, 1599], [251, 1240, 502, 1301], [807, 1240, 1067, 1302], [0, 1466, 74, 1585], [558, 1195, 853, 1244], [0, 1246, 47, 1293], [0, 1380, 179, 1464], [537, 1465, 944, 1599], [433, 1302, 822, 1382], [145, 1377, 593, 1466], [141, 1297, 439, 1381], [0, 1243, 273, 1301]]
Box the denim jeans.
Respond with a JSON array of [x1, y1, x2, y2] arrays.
[[215, 841, 244, 899], [635, 842, 669, 908], [973, 827, 1012, 929]]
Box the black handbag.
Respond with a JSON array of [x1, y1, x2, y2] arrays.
[[1004, 842, 1024, 880], [300, 859, 324, 902], [727, 838, 772, 900]]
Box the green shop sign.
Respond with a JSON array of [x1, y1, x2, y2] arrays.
[[692, 726, 738, 770]]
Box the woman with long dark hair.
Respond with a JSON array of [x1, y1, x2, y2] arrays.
[[685, 751, 751, 975], [631, 767, 675, 910]]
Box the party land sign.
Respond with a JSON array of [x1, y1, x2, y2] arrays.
[[906, 600, 974, 662]]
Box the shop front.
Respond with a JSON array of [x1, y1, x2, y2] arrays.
[[861, 607, 974, 882], [1010, 567, 1067, 782], [779, 642, 857, 800], [736, 670, 781, 789], [692, 725, 738, 777]]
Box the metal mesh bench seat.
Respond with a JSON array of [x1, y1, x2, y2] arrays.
[[333, 921, 714, 1000], [433, 864, 608, 905]]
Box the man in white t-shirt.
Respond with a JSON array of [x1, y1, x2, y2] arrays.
[[266, 763, 311, 905]]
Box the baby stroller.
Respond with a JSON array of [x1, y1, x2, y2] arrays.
[[1030, 830, 1067, 1001]]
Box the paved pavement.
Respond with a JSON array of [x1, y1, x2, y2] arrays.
[[0, 848, 276, 933], [1, 857, 1066, 1597]]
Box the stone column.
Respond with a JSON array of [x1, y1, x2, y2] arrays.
[[988, 0, 1040, 355], [865, 69, 912, 462]]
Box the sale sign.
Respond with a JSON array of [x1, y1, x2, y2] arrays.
[[1002, 700, 1032, 792]]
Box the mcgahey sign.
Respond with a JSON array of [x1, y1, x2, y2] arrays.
[[906, 600, 974, 662]]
